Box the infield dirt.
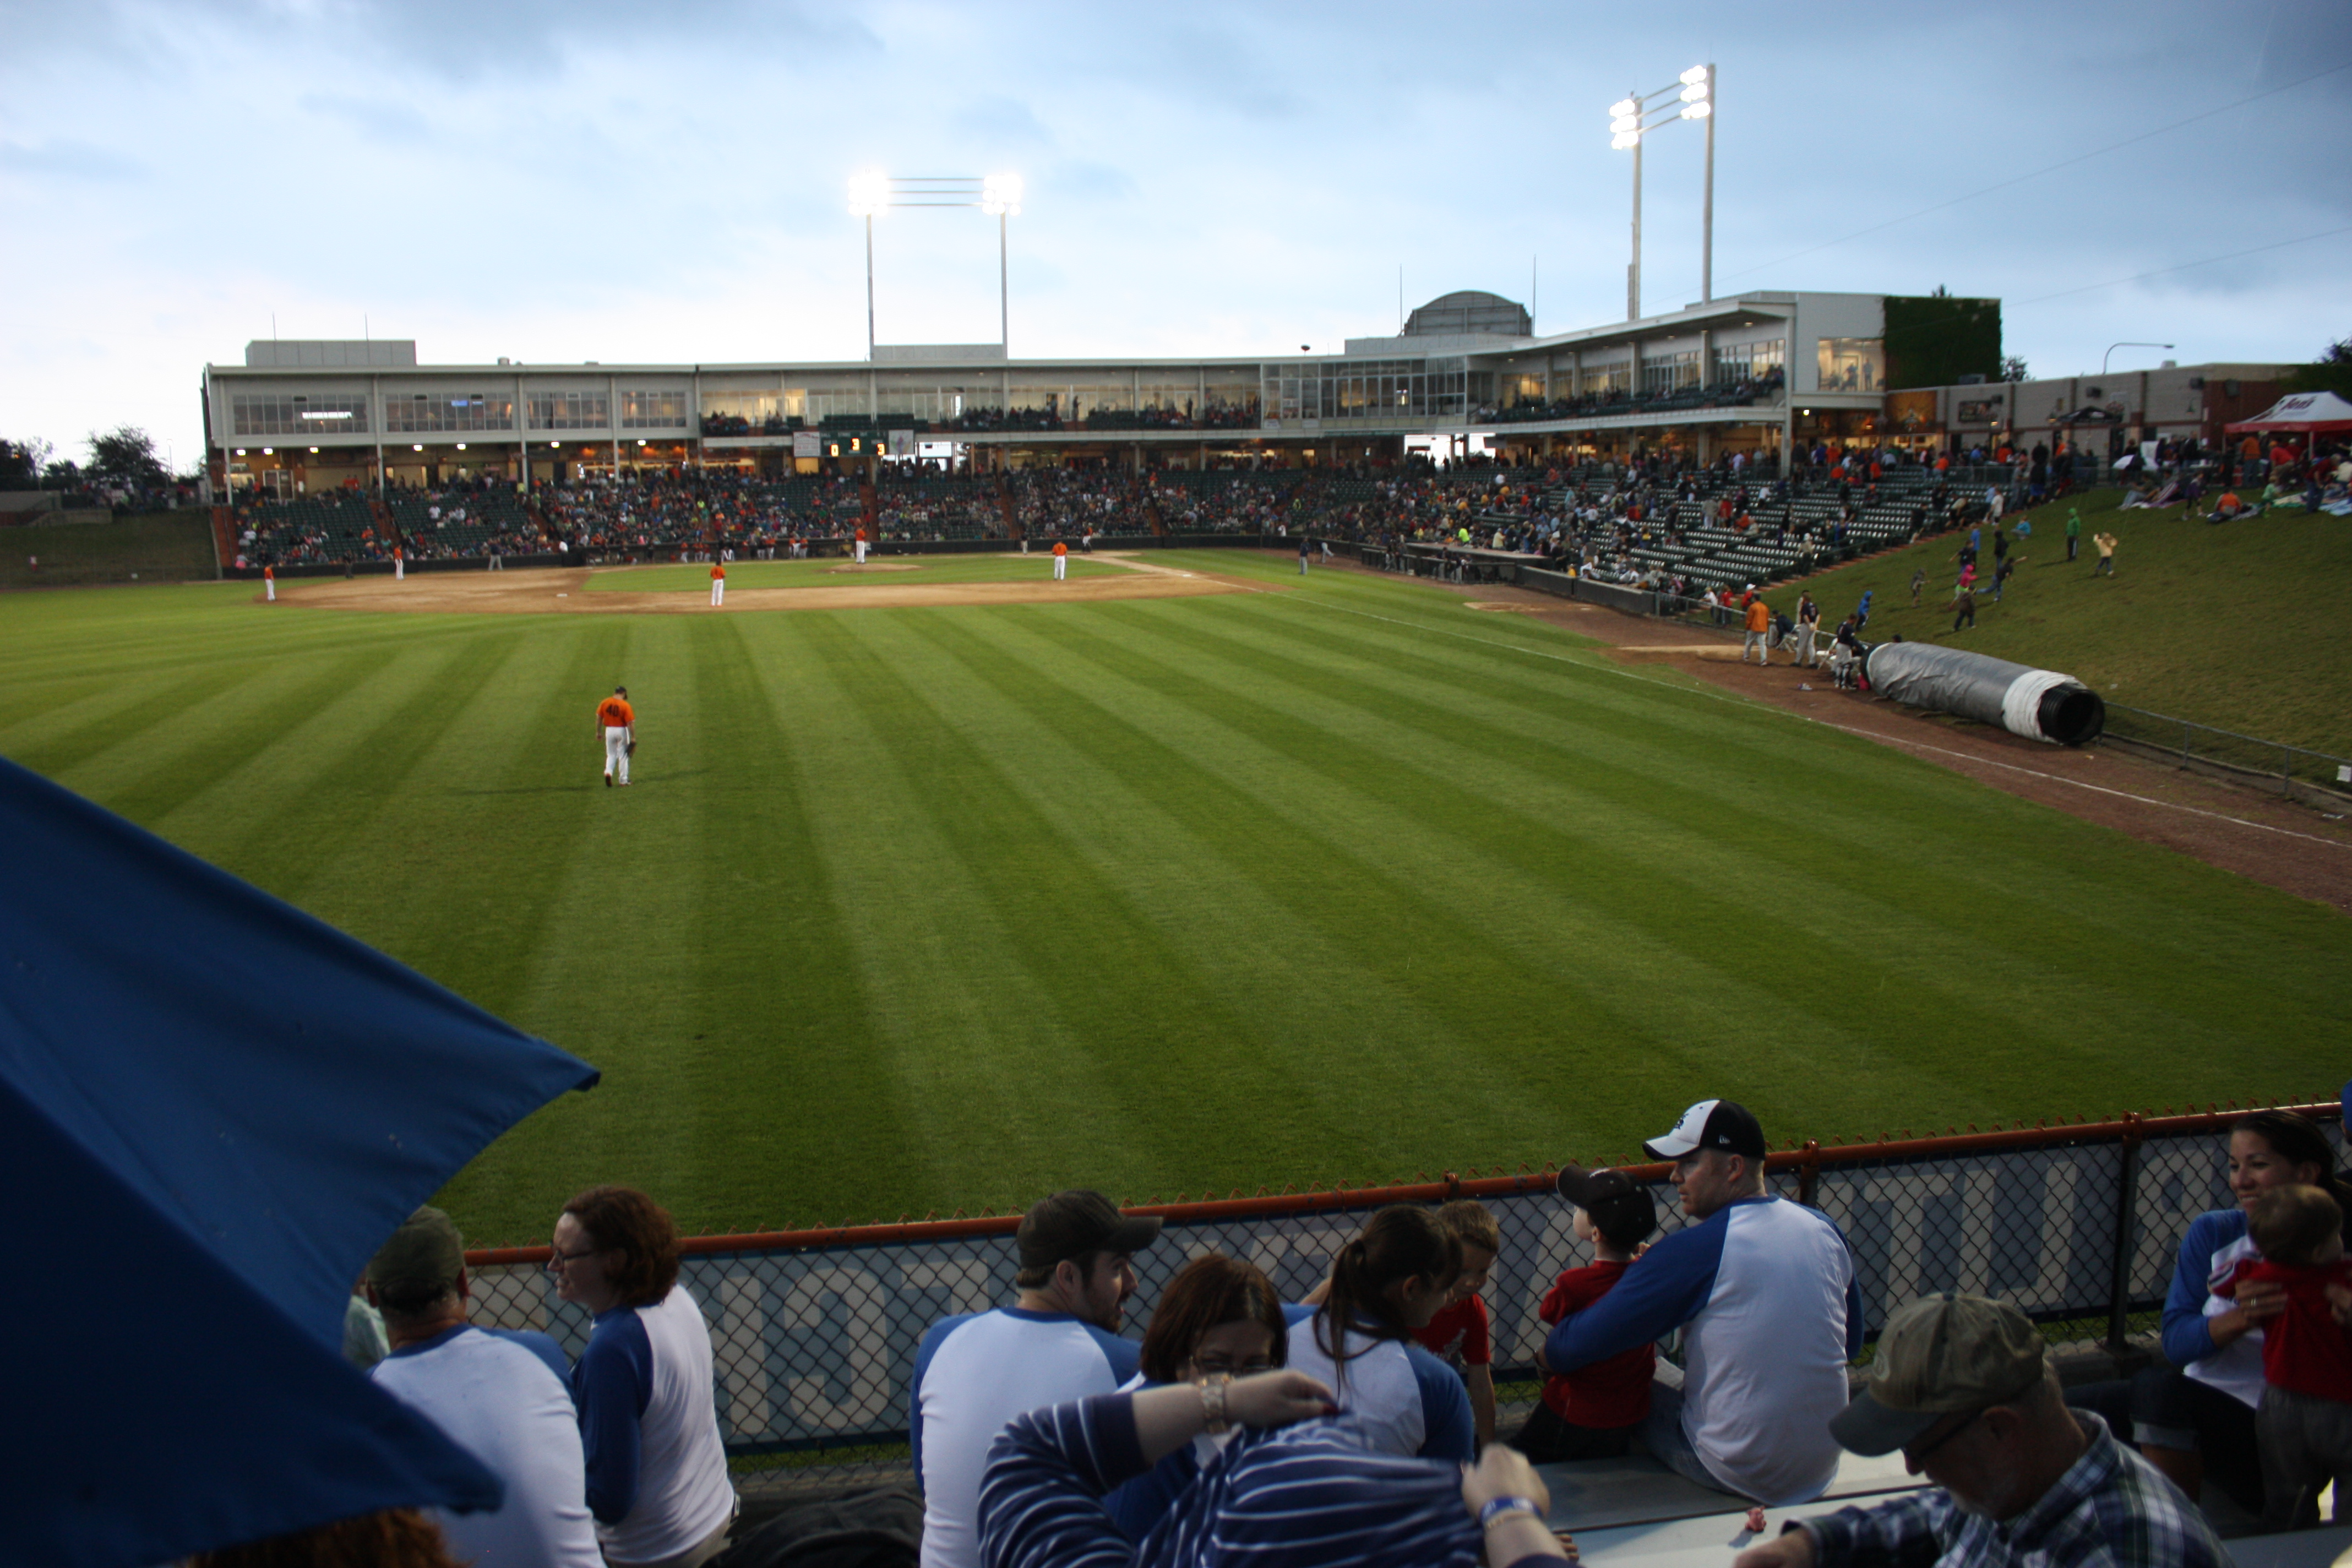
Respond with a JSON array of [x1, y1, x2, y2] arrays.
[[269, 552, 1263, 615]]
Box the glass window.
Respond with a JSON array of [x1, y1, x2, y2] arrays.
[[383, 391, 515, 433], [526, 391, 611, 430], [620, 390, 688, 429], [1640, 350, 1700, 394], [1817, 337, 1884, 393], [1580, 362, 1631, 396], [1711, 339, 1785, 384], [231, 393, 370, 437]]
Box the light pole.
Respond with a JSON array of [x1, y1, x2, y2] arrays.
[[2101, 341, 2174, 375], [1609, 64, 1714, 322], [845, 172, 1023, 360]]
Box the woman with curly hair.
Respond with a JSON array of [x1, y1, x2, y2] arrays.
[[551, 1186, 736, 1568]]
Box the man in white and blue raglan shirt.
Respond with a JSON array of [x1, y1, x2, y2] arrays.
[[912, 1189, 1163, 1568], [1546, 1099, 1863, 1506], [364, 1207, 605, 1568]]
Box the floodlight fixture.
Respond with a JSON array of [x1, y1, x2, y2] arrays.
[[980, 172, 1023, 216], [1609, 63, 1718, 319], [846, 170, 890, 217]]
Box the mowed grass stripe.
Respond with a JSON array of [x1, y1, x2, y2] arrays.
[[740, 611, 1132, 1210], [885, 607, 1487, 1183]]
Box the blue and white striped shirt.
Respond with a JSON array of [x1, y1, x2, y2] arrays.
[[980, 1393, 1543, 1568]]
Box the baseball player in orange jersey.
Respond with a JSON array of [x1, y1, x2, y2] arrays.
[[710, 560, 725, 607], [853, 526, 868, 565], [263, 564, 275, 602], [394, 545, 405, 581], [596, 686, 635, 787], [1051, 538, 1068, 580]]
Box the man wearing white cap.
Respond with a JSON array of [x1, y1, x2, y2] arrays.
[[1735, 1293, 2226, 1567], [1544, 1098, 1861, 1506]]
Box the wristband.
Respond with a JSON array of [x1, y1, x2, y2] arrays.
[[1197, 1373, 1232, 1435], [1478, 1496, 1542, 1531]]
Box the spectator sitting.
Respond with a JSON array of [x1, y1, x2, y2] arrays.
[[366, 1206, 602, 1568], [1411, 1200, 1503, 1450], [1104, 1254, 1288, 1540], [1284, 1205, 1476, 1463], [1733, 1293, 2226, 1568], [552, 1186, 737, 1568], [1513, 1166, 1659, 1462], [2213, 1183, 2352, 1530], [190, 1510, 465, 1568], [979, 1374, 1573, 1568], [1545, 1099, 1861, 1505], [914, 1190, 1164, 1568]]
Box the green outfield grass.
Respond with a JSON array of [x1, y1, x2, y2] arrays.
[[583, 554, 1128, 591], [3, 549, 2345, 1245], [1762, 490, 2352, 758]]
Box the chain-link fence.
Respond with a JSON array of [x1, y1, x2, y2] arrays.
[[2100, 704, 2352, 806], [465, 1099, 2337, 1491]]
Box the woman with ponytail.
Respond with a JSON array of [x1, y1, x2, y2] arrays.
[[1284, 1205, 1476, 1462]]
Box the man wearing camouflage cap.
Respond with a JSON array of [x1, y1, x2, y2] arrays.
[[1734, 1293, 2228, 1567]]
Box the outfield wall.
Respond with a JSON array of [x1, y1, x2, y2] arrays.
[[463, 1099, 2336, 1461]]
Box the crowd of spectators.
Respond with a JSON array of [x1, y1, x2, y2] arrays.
[[227, 1090, 2331, 1566], [1477, 369, 1786, 427]]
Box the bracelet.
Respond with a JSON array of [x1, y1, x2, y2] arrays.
[[1197, 1373, 1232, 1435], [1478, 1496, 1542, 1531]]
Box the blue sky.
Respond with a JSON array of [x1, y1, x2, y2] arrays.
[[3, 0, 2348, 469]]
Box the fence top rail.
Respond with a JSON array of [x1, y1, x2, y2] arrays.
[[2105, 704, 2351, 766], [461, 1098, 2336, 1266]]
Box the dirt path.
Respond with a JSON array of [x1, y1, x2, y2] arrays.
[[269, 557, 1267, 616], [1419, 569, 2352, 913]]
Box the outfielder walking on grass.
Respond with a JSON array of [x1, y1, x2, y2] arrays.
[[597, 687, 635, 788]]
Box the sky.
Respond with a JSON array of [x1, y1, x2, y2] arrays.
[[3, 0, 2349, 472]]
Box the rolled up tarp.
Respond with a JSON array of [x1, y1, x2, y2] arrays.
[[1863, 641, 2105, 745]]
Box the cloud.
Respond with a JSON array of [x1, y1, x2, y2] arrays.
[[950, 95, 1055, 149], [0, 138, 148, 183], [296, 93, 434, 143]]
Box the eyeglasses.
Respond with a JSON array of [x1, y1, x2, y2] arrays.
[[1189, 1355, 1275, 1379], [546, 1245, 604, 1271], [1904, 1407, 1985, 1466]]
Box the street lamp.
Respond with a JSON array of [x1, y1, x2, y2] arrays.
[[1608, 64, 1715, 322], [845, 172, 1025, 360], [2101, 341, 2174, 375]]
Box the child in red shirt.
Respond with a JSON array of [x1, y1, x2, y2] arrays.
[[2215, 1183, 2352, 1531], [1509, 1166, 1659, 1462], [1411, 1200, 1500, 1450]]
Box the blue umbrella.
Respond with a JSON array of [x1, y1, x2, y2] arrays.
[[0, 755, 601, 1565]]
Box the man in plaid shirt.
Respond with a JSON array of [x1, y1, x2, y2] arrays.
[[1736, 1294, 2228, 1567]]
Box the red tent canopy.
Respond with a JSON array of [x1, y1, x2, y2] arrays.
[[2226, 390, 2352, 434]]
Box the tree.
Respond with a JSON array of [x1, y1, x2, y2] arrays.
[[2282, 335, 2352, 398], [1999, 355, 2030, 383], [86, 426, 167, 487], [0, 437, 53, 485]]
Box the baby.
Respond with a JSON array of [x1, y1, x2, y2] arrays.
[[2213, 1183, 2352, 1530]]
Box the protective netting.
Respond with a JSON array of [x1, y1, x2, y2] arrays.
[[464, 1106, 2335, 1488]]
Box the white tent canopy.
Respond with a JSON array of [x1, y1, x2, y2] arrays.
[[2226, 389, 2352, 434]]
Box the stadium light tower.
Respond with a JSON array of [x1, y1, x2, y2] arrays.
[[1609, 64, 1714, 322], [845, 172, 1026, 360]]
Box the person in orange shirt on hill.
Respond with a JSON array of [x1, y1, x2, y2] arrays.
[[263, 563, 275, 602], [596, 687, 635, 788], [853, 525, 869, 565], [1052, 538, 1069, 580], [710, 560, 725, 607]]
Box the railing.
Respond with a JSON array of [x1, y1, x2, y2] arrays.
[[462, 1097, 2336, 1487], [2101, 705, 2352, 807]]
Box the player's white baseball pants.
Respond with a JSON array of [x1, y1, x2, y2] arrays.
[[604, 726, 630, 784], [395, 556, 404, 580], [854, 540, 867, 563], [711, 580, 725, 606], [264, 578, 275, 601], [1053, 556, 1065, 579]]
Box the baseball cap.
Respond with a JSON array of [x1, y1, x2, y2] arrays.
[[1829, 1293, 2049, 1456], [1016, 1190, 1162, 1272], [366, 1206, 465, 1291], [1642, 1099, 1767, 1161], [1556, 1166, 1658, 1248]]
